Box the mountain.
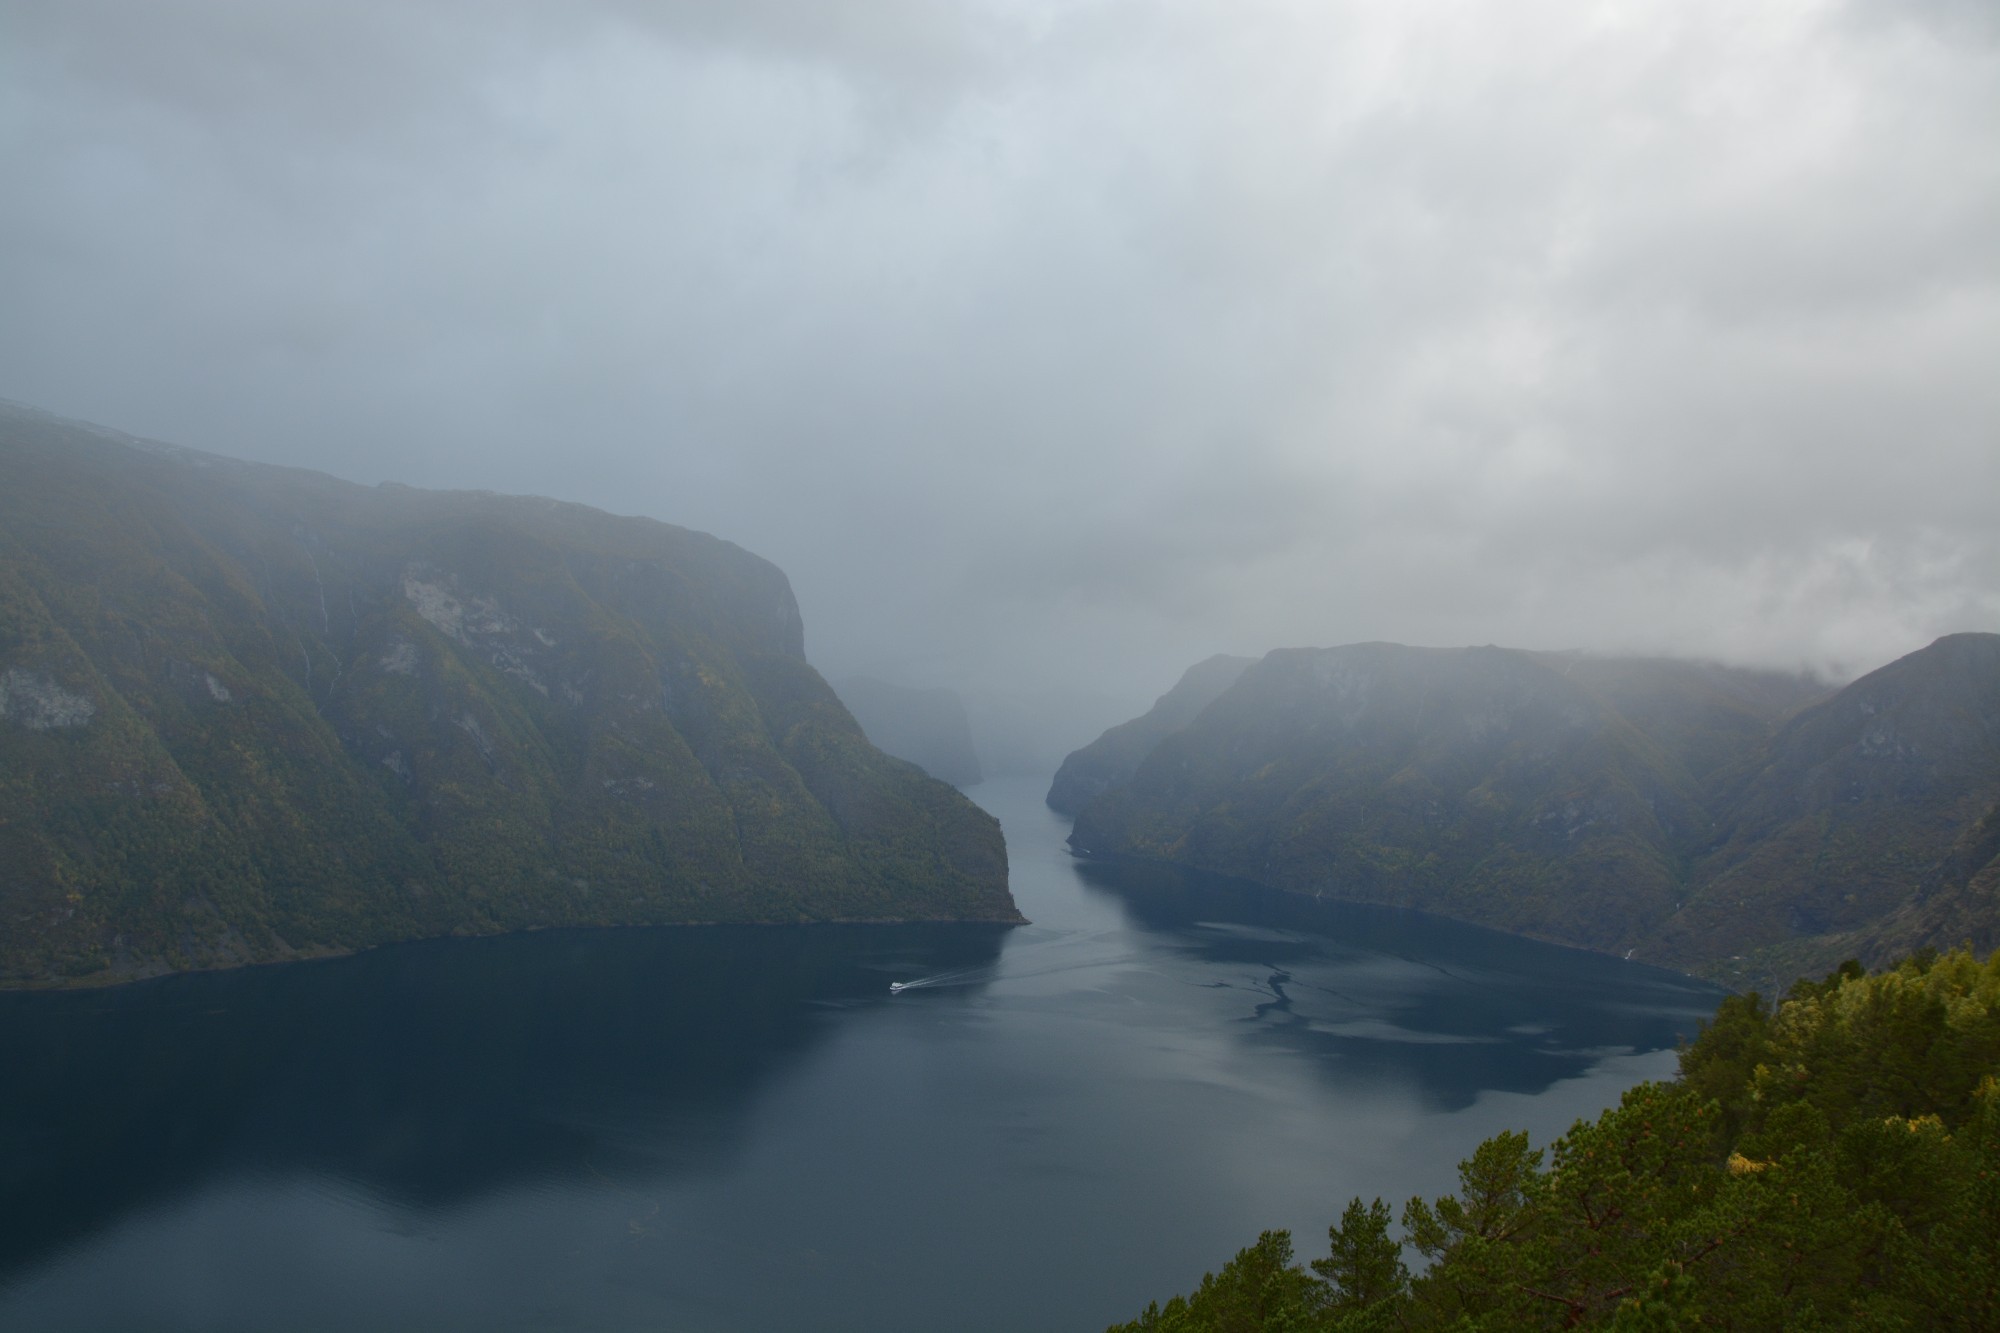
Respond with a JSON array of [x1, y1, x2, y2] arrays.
[[1045, 654, 1254, 815], [1065, 644, 1765, 953], [1057, 636, 2000, 987], [832, 677, 983, 786], [0, 401, 1018, 988], [1653, 631, 2000, 985], [1546, 653, 1829, 787]]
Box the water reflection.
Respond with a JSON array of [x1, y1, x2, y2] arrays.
[[0, 922, 1008, 1284], [0, 780, 1726, 1332], [1070, 855, 1721, 1111]]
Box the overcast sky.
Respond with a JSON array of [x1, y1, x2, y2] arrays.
[[4, 0, 1996, 720]]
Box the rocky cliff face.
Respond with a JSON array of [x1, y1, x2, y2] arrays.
[[0, 402, 1017, 987], [1055, 637, 2000, 987]]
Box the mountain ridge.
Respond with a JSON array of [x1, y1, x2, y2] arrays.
[[1058, 636, 1996, 988], [1046, 653, 1255, 816], [0, 401, 1019, 988]]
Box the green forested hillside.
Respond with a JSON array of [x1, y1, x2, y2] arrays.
[[1060, 638, 1999, 988], [1068, 645, 1817, 958], [1046, 653, 1255, 816], [0, 402, 1017, 987], [1112, 948, 2000, 1331], [1658, 632, 2000, 987]]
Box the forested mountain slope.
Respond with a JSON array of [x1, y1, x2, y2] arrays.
[[1658, 632, 2000, 986], [1046, 653, 1255, 816], [0, 401, 1016, 987], [1058, 636, 2000, 987]]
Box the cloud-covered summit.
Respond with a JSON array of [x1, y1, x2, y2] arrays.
[[3, 0, 1994, 721]]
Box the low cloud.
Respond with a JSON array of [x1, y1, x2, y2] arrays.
[[2, 0, 1994, 723]]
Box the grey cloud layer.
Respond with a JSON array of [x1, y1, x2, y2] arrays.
[[3, 0, 1994, 719]]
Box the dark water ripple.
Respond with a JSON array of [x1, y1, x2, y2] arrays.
[[0, 778, 1722, 1332]]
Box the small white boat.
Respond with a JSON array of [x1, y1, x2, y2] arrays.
[[889, 981, 911, 994]]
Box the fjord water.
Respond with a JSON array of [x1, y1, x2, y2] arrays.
[[0, 778, 1722, 1332]]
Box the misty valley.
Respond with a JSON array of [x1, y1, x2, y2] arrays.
[[0, 779, 1728, 1332], [3, 400, 1998, 1330], [8, 0, 1999, 1323]]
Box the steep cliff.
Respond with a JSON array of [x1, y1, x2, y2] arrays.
[[0, 401, 1018, 987]]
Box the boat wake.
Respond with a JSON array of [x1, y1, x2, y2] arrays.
[[886, 930, 1134, 995], [885, 965, 989, 995]]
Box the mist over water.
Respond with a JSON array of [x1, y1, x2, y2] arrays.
[[0, 7, 1987, 1326], [0, 778, 1721, 1332], [5, 2, 1996, 698]]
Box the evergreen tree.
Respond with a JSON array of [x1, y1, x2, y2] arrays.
[[1110, 948, 2000, 1332]]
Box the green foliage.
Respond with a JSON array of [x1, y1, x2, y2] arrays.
[[1064, 636, 2000, 992], [1108, 1232, 1327, 1333], [1666, 634, 2000, 991], [1067, 644, 1777, 956], [1048, 653, 1255, 816], [1312, 1198, 1408, 1316], [1111, 948, 2000, 1331], [0, 403, 1017, 988]]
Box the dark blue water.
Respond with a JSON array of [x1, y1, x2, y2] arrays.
[[0, 778, 1723, 1331]]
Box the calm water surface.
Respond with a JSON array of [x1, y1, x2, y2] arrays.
[[0, 777, 1724, 1331]]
